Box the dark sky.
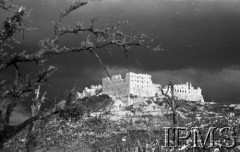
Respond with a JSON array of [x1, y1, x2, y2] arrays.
[[2, 0, 240, 113]]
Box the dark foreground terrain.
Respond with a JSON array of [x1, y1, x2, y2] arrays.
[[3, 96, 240, 152]]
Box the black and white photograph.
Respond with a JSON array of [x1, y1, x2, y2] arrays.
[[0, 0, 240, 151]]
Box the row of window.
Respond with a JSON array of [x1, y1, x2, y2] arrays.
[[130, 75, 151, 79], [132, 84, 151, 88], [131, 80, 151, 83], [175, 89, 199, 94]]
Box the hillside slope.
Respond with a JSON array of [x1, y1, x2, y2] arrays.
[[3, 95, 240, 152]]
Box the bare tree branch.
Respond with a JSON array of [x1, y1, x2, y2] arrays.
[[54, 0, 91, 39], [3, 100, 17, 127], [90, 49, 111, 79], [0, 0, 148, 148], [160, 81, 178, 126], [0, 6, 27, 42], [0, 66, 56, 99]]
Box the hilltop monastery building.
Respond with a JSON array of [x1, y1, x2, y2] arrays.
[[102, 72, 204, 105]]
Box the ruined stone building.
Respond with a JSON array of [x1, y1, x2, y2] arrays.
[[102, 72, 161, 105], [102, 72, 204, 105], [163, 82, 204, 102], [77, 85, 102, 99], [173, 82, 204, 102]]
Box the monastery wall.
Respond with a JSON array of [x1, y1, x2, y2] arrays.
[[102, 72, 160, 98], [102, 74, 130, 98], [102, 72, 161, 105], [128, 72, 155, 97]]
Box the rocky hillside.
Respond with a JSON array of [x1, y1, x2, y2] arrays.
[[3, 94, 240, 152]]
